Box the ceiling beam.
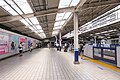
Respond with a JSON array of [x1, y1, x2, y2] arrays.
[[59, 0, 88, 34], [22, 31, 34, 34], [11, 19, 67, 30], [0, 1, 118, 22], [1, 0, 113, 24], [0, 6, 75, 23], [11, 26, 31, 30], [62, 1, 120, 35], [82, 0, 120, 8]]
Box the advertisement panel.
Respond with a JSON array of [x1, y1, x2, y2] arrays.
[[33, 39, 36, 48], [28, 38, 31, 49], [9, 35, 19, 53], [0, 33, 9, 54], [20, 37, 28, 51]]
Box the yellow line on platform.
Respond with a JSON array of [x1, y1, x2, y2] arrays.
[[71, 51, 120, 72], [83, 56, 120, 72]]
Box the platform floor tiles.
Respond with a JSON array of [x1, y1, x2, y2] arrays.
[[0, 48, 120, 80]]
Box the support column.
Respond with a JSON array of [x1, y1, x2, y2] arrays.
[[59, 32, 62, 51], [55, 36, 58, 45], [74, 12, 79, 64], [94, 36, 97, 46], [119, 36, 120, 44]]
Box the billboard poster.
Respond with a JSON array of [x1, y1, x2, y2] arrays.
[[20, 37, 28, 51], [33, 39, 37, 48], [28, 38, 31, 49], [9, 35, 19, 53], [20, 37, 25, 51], [20, 37, 25, 43], [0, 33, 9, 54]]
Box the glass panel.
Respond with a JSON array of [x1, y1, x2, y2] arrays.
[[94, 48, 101, 57], [103, 49, 115, 61]]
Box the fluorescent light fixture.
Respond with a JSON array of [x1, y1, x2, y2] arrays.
[[25, 18, 33, 25], [53, 26, 62, 30], [95, 33, 100, 35], [20, 18, 46, 38], [52, 30, 59, 35], [29, 27, 34, 31], [60, 21, 65, 25], [20, 19, 29, 25], [21, 17, 45, 38], [29, 17, 39, 24], [0, 0, 46, 39], [38, 30, 44, 33], [36, 25, 42, 30], [107, 36, 111, 38], [14, 0, 33, 14], [54, 22, 61, 26], [20, 18, 33, 25], [63, 12, 72, 19], [108, 29, 116, 32], [0, 0, 22, 15], [34, 31, 38, 33], [101, 30, 111, 34], [56, 13, 65, 21], [0, 0, 33, 15], [38, 33, 46, 38], [53, 0, 80, 36]]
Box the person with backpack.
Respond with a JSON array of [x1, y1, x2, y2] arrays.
[[79, 42, 84, 59], [18, 42, 23, 56], [64, 43, 68, 52], [30, 43, 33, 52]]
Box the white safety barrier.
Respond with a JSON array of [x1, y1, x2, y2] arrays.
[[84, 45, 93, 58], [117, 46, 120, 68]]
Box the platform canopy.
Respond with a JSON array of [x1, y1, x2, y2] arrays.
[[0, 0, 119, 39]]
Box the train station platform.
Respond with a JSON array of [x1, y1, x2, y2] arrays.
[[0, 48, 120, 80]]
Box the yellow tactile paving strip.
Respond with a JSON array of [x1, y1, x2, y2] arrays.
[[71, 51, 120, 72], [83, 56, 120, 72]]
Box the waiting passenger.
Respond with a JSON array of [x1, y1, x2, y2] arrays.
[[18, 42, 23, 56], [64, 43, 68, 52], [56, 43, 59, 51], [30, 43, 33, 52], [47, 43, 50, 48], [79, 42, 84, 59]]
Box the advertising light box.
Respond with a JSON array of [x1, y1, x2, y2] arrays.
[[0, 33, 9, 54]]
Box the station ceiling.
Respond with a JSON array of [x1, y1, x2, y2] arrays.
[[0, 0, 120, 40]]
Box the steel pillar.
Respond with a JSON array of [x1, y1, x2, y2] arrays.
[[74, 12, 79, 64]]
